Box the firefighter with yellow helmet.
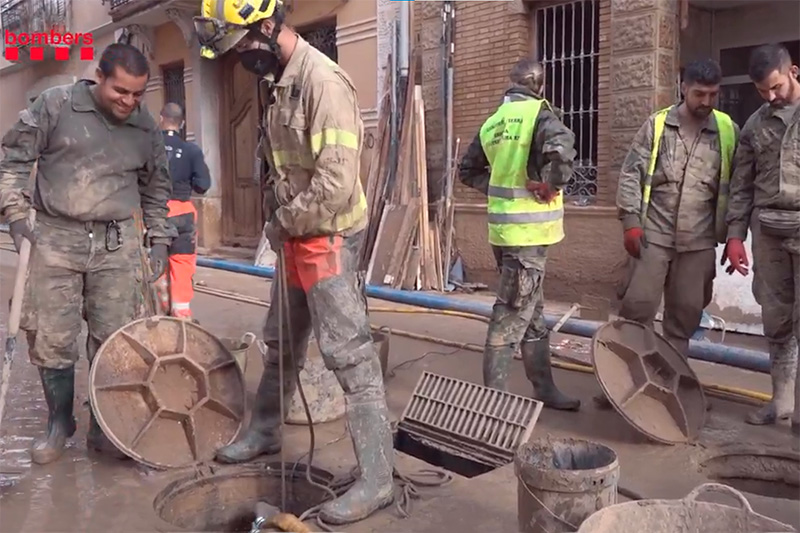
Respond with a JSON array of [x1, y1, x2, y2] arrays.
[[194, 0, 393, 525]]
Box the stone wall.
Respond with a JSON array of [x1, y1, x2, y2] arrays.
[[606, 0, 679, 203]]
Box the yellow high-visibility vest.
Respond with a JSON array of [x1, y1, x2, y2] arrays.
[[479, 98, 565, 247], [642, 106, 736, 243]]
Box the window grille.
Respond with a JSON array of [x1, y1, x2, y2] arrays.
[[162, 62, 186, 139], [299, 18, 337, 62], [536, 0, 599, 199]]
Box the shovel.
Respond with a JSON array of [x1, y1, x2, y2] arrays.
[[0, 222, 34, 431]]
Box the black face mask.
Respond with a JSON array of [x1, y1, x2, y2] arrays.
[[239, 49, 280, 78]]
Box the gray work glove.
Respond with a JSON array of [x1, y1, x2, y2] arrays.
[[264, 219, 289, 253], [9, 218, 35, 253], [148, 243, 169, 282]]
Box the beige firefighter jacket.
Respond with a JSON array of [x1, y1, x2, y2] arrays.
[[259, 36, 367, 238]]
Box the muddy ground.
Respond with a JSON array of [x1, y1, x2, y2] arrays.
[[0, 240, 798, 532]]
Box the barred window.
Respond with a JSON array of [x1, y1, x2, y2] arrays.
[[536, 0, 600, 200]]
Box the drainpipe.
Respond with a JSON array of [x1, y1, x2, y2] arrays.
[[398, 0, 411, 128], [194, 257, 771, 374]]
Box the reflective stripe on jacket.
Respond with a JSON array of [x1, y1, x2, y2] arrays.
[[643, 106, 736, 244], [479, 98, 564, 247], [262, 37, 368, 238]]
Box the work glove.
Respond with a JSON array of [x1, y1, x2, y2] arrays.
[[623, 227, 647, 258], [148, 243, 169, 282], [722, 238, 749, 276], [264, 219, 289, 253], [525, 181, 559, 204], [9, 218, 35, 253]]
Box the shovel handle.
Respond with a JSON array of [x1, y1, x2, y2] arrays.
[[7, 213, 35, 337]]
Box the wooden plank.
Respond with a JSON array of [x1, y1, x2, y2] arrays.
[[366, 207, 393, 285], [385, 200, 420, 286]]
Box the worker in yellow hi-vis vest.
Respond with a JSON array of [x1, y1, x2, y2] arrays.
[[607, 58, 739, 411], [459, 58, 581, 412]]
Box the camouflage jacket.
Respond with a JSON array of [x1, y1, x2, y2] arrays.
[[616, 106, 740, 252], [260, 36, 366, 238], [726, 101, 800, 240], [458, 87, 576, 196], [0, 80, 176, 243]]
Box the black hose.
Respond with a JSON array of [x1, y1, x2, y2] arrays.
[[618, 485, 645, 501]]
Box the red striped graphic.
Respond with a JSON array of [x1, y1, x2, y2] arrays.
[[3, 46, 94, 62]]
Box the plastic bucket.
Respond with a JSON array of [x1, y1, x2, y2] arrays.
[[576, 483, 797, 533], [515, 437, 620, 533], [220, 332, 256, 375]]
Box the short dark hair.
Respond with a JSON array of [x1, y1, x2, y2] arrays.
[[160, 102, 184, 123], [748, 43, 792, 83], [98, 43, 150, 78], [683, 58, 722, 86]]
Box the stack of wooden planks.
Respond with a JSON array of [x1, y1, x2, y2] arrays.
[[361, 50, 457, 291]]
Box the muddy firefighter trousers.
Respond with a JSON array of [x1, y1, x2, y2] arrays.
[[224, 230, 394, 522], [161, 199, 198, 318]]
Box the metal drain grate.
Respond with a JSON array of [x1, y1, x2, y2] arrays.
[[398, 371, 543, 469]]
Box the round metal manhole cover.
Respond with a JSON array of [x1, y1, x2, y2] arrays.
[[89, 317, 246, 469], [591, 319, 706, 445]]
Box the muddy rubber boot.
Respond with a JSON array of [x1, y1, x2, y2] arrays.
[[87, 411, 129, 460], [318, 399, 395, 525], [31, 366, 77, 465], [521, 338, 581, 411], [215, 368, 289, 463], [746, 341, 797, 425], [483, 344, 513, 391]]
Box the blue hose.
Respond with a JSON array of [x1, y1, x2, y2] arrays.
[[196, 256, 770, 374]]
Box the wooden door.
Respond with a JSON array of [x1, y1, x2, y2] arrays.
[[221, 54, 263, 247]]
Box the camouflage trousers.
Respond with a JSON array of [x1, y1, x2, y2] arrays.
[[483, 245, 549, 387], [21, 213, 143, 369], [261, 230, 385, 402]]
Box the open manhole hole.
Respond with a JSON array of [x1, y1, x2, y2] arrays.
[[700, 450, 800, 501], [395, 430, 497, 478], [153, 462, 334, 532]]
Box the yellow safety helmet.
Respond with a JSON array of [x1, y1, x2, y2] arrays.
[[194, 0, 285, 60]]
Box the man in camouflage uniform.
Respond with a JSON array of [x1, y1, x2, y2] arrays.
[[0, 43, 175, 464], [458, 58, 581, 412], [193, 0, 393, 525], [723, 43, 800, 431], [603, 59, 739, 410]]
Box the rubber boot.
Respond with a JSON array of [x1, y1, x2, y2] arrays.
[[483, 344, 513, 391], [521, 338, 581, 411], [87, 410, 129, 460], [317, 399, 395, 525], [31, 366, 77, 465], [215, 366, 291, 463], [746, 340, 797, 425]]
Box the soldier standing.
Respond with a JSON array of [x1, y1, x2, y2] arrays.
[[723, 43, 800, 431], [602, 59, 738, 410], [193, 0, 393, 525], [158, 102, 211, 319], [458, 58, 581, 412], [0, 43, 175, 464]]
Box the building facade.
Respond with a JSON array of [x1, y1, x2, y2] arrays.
[[0, 0, 384, 250], [413, 0, 798, 332]]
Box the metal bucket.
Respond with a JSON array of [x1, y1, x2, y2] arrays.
[[515, 437, 620, 533], [576, 483, 797, 533], [220, 332, 256, 375]]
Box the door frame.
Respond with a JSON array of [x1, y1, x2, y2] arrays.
[[219, 53, 262, 247]]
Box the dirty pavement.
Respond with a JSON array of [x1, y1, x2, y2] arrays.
[[0, 237, 799, 532]]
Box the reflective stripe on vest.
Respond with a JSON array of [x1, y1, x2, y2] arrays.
[[479, 98, 565, 247], [643, 106, 736, 243]]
